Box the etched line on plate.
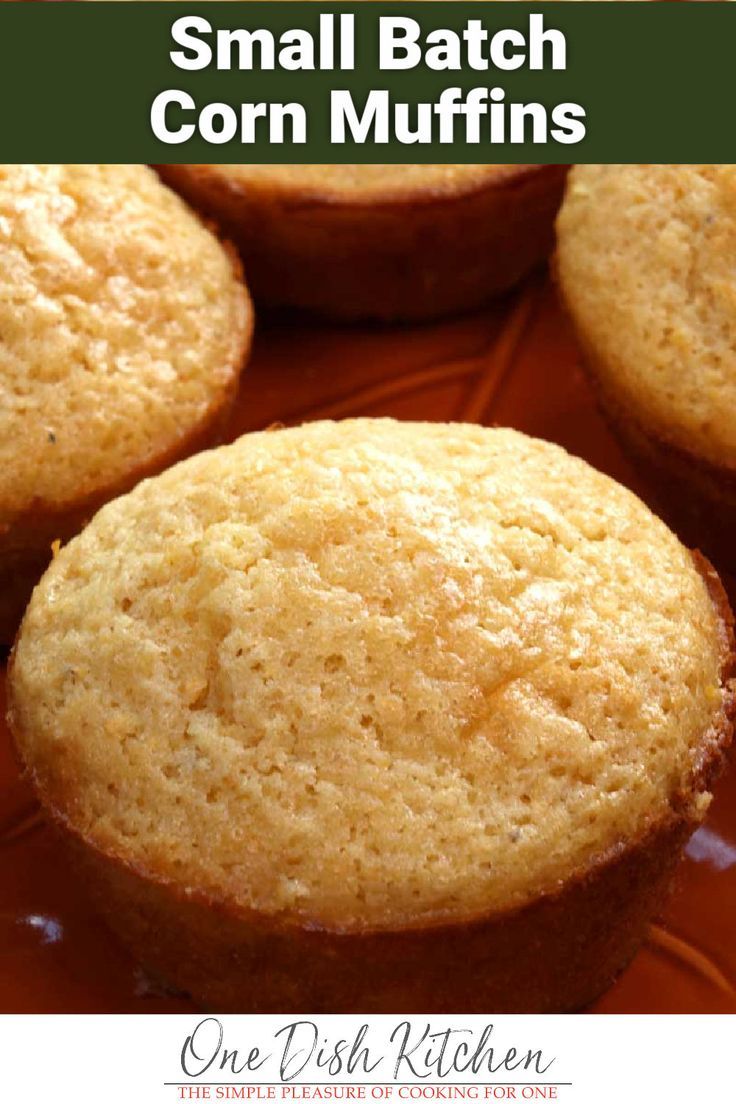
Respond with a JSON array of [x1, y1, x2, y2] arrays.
[[459, 280, 541, 425], [286, 361, 480, 424], [0, 793, 43, 844], [649, 924, 736, 996]]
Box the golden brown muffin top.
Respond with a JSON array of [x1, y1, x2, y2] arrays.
[[11, 420, 728, 930], [0, 164, 251, 526], [198, 164, 539, 203], [556, 165, 736, 471]]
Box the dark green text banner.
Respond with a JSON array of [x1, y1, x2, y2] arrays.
[[0, 2, 732, 162]]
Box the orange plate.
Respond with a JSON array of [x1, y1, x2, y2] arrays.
[[2, 277, 735, 1013]]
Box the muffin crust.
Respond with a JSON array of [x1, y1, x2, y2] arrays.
[[9, 420, 735, 1008], [0, 164, 253, 639], [557, 165, 736, 472], [555, 165, 736, 567]]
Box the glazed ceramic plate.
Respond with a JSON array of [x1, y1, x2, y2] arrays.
[[2, 277, 735, 1013]]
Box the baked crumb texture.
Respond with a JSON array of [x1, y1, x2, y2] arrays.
[[12, 420, 731, 933], [557, 165, 736, 472], [556, 166, 736, 571], [0, 163, 252, 640], [202, 164, 539, 202]]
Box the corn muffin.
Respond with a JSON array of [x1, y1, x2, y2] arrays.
[[9, 419, 735, 1012], [157, 165, 568, 321], [556, 165, 736, 572], [0, 164, 253, 642]]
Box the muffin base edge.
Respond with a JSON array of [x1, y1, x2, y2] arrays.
[[156, 165, 569, 323], [8, 551, 734, 1013]]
